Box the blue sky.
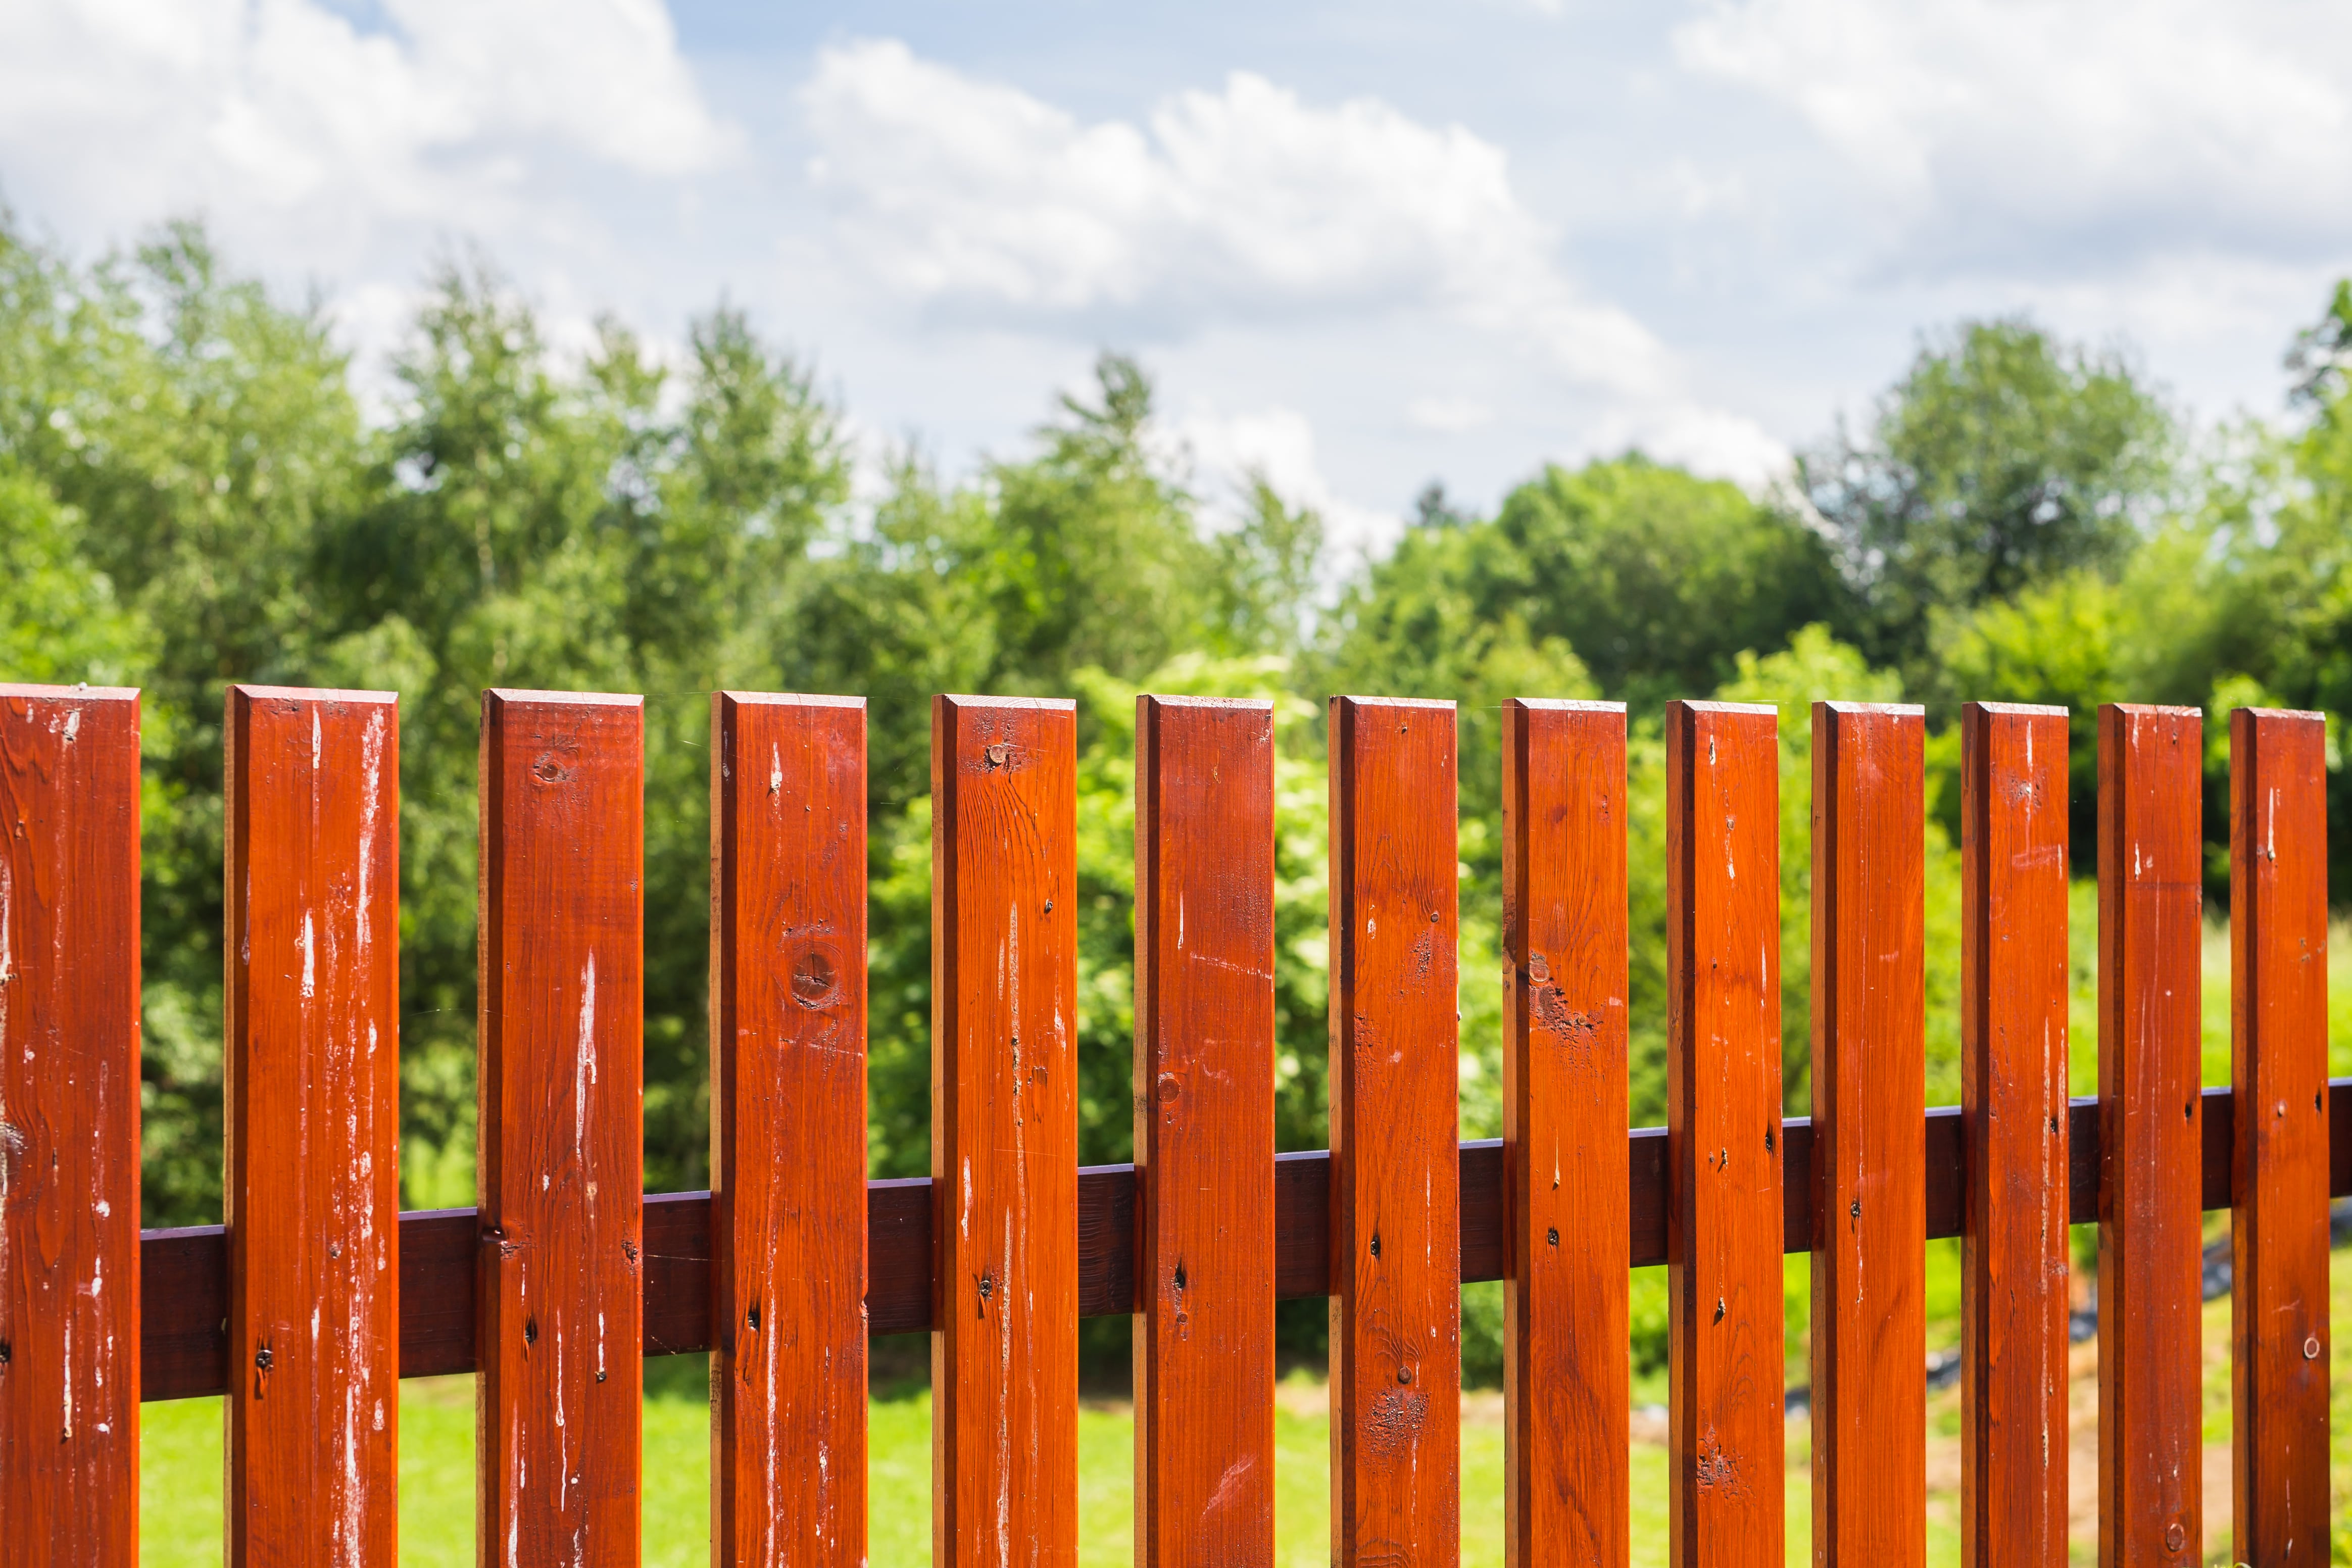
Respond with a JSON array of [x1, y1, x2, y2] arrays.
[[6, 1, 2350, 558]]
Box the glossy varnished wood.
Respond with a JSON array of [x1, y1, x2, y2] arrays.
[[0, 686, 141, 1566], [1664, 701, 1783, 1568], [2096, 704, 2203, 1566], [1808, 703, 1925, 1568], [1133, 697, 1277, 1568], [2229, 709, 2330, 1566], [1500, 699, 1628, 1568], [1328, 697, 1461, 1568], [932, 696, 1080, 1568], [477, 690, 645, 1565], [223, 687, 401, 1567], [710, 694, 868, 1568], [1958, 703, 2070, 1568]]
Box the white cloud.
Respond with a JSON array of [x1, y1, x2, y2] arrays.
[[801, 38, 1673, 399], [0, 0, 733, 267], [1674, 0, 2352, 277], [1406, 396, 1493, 433], [798, 38, 1800, 489], [1170, 402, 1403, 564]]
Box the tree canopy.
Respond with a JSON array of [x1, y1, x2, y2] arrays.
[[7, 209, 2351, 1371]]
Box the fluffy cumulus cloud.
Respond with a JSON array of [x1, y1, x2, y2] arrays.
[[1674, 0, 2352, 279], [802, 39, 1675, 401], [1169, 401, 1403, 562], [0, 0, 732, 266]]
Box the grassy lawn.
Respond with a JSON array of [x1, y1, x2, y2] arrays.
[[141, 1236, 2352, 1565]]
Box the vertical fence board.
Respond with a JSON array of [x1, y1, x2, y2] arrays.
[[932, 696, 1080, 1568], [710, 694, 868, 1568], [1501, 699, 1628, 1568], [1329, 696, 1460, 1568], [2230, 708, 2329, 1566], [0, 686, 141, 1567], [1958, 703, 2070, 1568], [224, 687, 400, 1567], [1809, 703, 1925, 1567], [1133, 696, 1277, 1568], [2096, 703, 2202, 1566], [477, 690, 645, 1566], [1664, 701, 1783, 1568]]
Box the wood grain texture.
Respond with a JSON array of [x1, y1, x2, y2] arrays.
[[710, 693, 868, 1568], [931, 696, 1080, 1568], [1328, 696, 1461, 1568], [1808, 703, 1926, 1568], [223, 687, 401, 1567], [1500, 699, 1628, 1568], [2096, 703, 2203, 1567], [1663, 701, 1784, 1568], [476, 690, 644, 1567], [1957, 703, 2070, 1568], [0, 685, 141, 1567], [1132, 697, 1277, 1568], [2229, 708, 2330, 1567]]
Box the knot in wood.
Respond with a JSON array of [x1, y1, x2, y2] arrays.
[[790, 944, 840, 1007]]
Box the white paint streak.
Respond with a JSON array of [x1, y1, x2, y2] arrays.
[[300, 910, 317, 999], [575, 952, 599, 1156], [357, 711, 384, 953], [62, 708, 80, 743], [770, 744, 783, 795]]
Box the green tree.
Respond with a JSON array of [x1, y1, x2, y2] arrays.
[[1328, 456, 1848, 717], [1806, 318, 2176, 672]]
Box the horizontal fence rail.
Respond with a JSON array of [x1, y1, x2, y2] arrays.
[[133, 1082, 2352, 1400]]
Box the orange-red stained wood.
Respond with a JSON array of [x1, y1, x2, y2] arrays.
[[1663, 701, 1783, 1568], [224, 687, 401, 1568], [1808, 703, 1925, 1568], [932, 696, 1080, 1568], [2229, 708, 2330, 1567], [1958, 703, 2070, 1568], [0, 686, 141, 1567], [710, 693, 868, 1568], [1328, 696, 1460, 1568], [1500, 699, 1628, 1568], [477, 690, 645, 1566], [1133, 696, 1277, 1568], [2096, 703, 2203, 1567]]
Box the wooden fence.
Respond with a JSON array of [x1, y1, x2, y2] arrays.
[[0, 683, 2334, 1566]]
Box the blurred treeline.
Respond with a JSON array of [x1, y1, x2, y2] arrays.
[[7, 215, 2352, 1265]]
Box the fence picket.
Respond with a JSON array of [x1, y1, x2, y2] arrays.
[[0, 685, 142, 1567], [1808, 703, 1926, 1567], [1328, 696, 1461, 1568], [2096, 703, 2203, 1563], [1958, 702, 2071, 1568], [932, 695, 1080, 1568], [2229, 708, 2330, 1565], [710, 693, 868, 1568], [223, 687, 401, 1566], [1500, 699, 1629, 1568], [477, 690, 645, 1566], [1664, 700, 1783, 1568], [1133, 696, 1278, 1568]]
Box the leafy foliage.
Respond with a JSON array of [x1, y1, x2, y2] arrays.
[[9, 208, 2352, 1382]]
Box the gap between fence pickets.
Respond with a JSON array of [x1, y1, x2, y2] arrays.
[[132, 1080, 2351, 1402]]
